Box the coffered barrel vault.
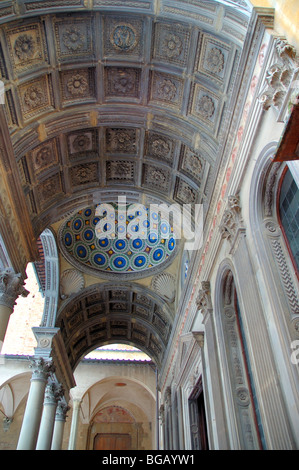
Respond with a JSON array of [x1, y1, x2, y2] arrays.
[[56, 282, 174, 370], [0, 0, 254, 368], [0, 0, 249, 236]]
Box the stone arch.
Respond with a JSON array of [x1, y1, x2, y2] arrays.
[[248, 142, 299, 445], [38, 228, 60, 328], [249, 142, 299, 344]]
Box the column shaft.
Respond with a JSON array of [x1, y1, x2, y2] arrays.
[[68, 400, 81, 450], [0, 304, 12, 342], [17, 358, 54, 450], [51, 402, 69, 450], [36, 381, 63, 450]]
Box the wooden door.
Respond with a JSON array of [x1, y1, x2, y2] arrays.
[[94, 433, 132, 450]]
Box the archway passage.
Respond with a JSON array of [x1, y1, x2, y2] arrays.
[[56, 282, 174, 370]]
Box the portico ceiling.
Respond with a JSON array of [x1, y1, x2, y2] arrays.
[[0, 0, 251, 234], [0, 0, 254, 368]]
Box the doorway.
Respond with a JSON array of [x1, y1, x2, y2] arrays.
[[188, 378, 209, 450]]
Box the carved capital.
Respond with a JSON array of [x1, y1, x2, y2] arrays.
[[0, 268, 29, 309], [219, 195, 243, 243], [44, 381, 64, 406], [55, 401, 69, 422], [29, 357, 55, 382], [164, 386, 171, 406], [196, 281, 212, 316], [258, 37, 298, 113]]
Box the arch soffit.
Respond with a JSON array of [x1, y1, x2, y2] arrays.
[[56, 281, 174, 370]]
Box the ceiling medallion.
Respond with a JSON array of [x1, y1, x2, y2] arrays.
[[59, 204, 178, 279], [111, 24, 138, 52]]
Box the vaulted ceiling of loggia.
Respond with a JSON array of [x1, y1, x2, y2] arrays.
[[0, 0, 251, 368]]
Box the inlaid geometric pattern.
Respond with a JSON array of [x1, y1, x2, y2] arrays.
[[59, 204, 177, 279]]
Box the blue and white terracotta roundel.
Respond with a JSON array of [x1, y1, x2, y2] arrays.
[[60, 204, 177, 277]]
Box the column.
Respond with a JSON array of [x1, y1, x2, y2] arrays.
[[68, 399, 81, 450], [51, 401, 69, 450], [17, 357, 54, 450], [0, 268, 29, 342], [36, 381, 64, 450]]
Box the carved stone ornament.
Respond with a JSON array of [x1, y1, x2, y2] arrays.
[[219, 195, 243, 242], [196, 281, 212, 316], [159, 404, 165, 424], [258, 38, 298, 112], [14, 34, 35, 61], [162, 33, 183, 59], [44, 381, 64, 405], [60, 269, 84, 299], [62, 26, 84, 52], [29, 357, 55, 381], [206, 47, 225, 74], [55, 402, 70, 422], [0, 268, 29, 309]]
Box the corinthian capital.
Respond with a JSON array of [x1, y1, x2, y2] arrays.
[[196, 281, 212, 316], [0, 268, 29, 309], [29, 357, 55, 382], [219, 195, 243, 243]]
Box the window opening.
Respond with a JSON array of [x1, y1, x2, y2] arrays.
[[278, 168, 299, 274]]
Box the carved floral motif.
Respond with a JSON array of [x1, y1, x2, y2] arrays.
[[106, 128, 137, 154], [72, 134, 91, 152], [162, 33, 182, 59], [197, 95, 215, 119], [157, 78, 177, 101], [24, 85, 44, 108], [14, 34, 35, 60], [206, 47, 225, 74], [62, 26, 84, 52], [66, 74, 88, 96]]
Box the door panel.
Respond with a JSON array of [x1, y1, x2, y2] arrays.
[[94, 433, 132, 450]]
